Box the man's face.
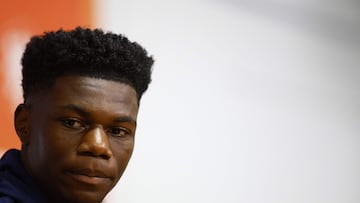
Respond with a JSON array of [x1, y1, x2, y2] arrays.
[[17, 75, 139, 203]]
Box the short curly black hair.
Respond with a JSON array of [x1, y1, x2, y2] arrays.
[[21, 27, 154, 102]]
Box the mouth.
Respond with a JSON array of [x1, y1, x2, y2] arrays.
[[66, 169, 111, 185]]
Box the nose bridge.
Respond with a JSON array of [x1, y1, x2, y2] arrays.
[[91, 128, 106, 146], [77, 126, 112, 159]]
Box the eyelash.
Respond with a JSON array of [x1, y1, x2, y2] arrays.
[[106, 127, 131, 137], [61, 118, 86, 129], [60, 118, 131, 137]]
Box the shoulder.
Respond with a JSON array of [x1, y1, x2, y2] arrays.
[[0, 150, 24, 203], [0, 194, 15, 203]]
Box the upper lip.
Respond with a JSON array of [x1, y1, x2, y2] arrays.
[[68, 168, 110, 178]]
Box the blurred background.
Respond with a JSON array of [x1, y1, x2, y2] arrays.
[[1, 0, 359, 202]]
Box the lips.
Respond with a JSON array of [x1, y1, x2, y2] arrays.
[[66, 168, 112, 185]]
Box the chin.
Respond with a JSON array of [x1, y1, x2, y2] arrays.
[[53, 188, 110, 203]]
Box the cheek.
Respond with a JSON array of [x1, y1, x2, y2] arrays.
[[45, 128, 79, 158], [111, 139, 135, 169], [31, 121, 78, 163]]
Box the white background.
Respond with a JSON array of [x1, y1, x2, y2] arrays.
[[94, 0, 360, 202]]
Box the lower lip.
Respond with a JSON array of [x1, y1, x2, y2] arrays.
[[67, 172, 109, 185]]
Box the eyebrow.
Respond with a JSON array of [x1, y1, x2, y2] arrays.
[[59, 104, 91, 117], [58, 104, 137, 125], [113, 117, 137, 126]]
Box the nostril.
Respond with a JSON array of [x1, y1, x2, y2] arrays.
[[77, 147, 111, 159], [78, 151, 93, 157], [100, 154, 110, 160]]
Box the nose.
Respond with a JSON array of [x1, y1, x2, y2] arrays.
[[76, 126, 113, 159]]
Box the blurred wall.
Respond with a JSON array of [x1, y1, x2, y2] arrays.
[[0, 0, 93, 151], [93, 0, 360, 203]]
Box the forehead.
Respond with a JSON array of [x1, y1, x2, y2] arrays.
[[32, 75, 139, 119]]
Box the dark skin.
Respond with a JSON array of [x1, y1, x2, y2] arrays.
[[14, 75, 139, 203]]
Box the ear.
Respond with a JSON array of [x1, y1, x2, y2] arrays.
[[14, 104, 31, 145]]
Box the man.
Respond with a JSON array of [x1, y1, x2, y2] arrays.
[[0, 27, 154, 203]]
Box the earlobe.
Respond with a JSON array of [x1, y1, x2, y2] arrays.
[[14, 104, 31, 145]]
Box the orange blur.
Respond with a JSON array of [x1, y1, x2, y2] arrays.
[[0, 0, 93, 150]]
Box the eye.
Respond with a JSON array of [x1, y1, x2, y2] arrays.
[[107, 127, 130, 137], [61, 118, 86, 129]]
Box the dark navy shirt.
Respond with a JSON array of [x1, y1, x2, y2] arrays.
[[0, 149, 47, 203]]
